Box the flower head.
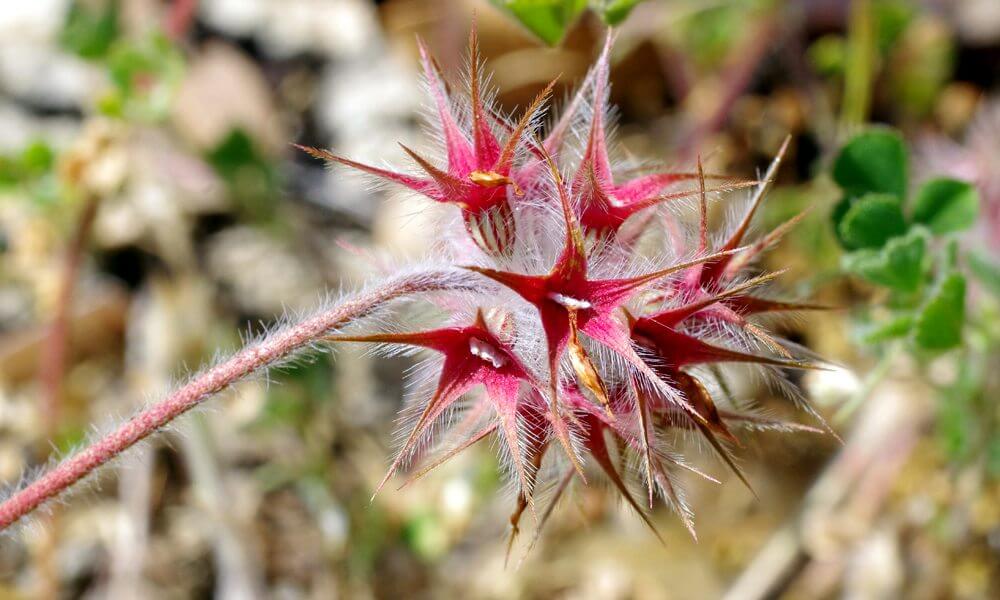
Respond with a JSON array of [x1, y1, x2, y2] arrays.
[[303, 27, 830, 555]]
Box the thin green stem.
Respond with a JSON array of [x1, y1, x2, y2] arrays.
[[835, 342, 902, 423], [842, 0, 874, 126]]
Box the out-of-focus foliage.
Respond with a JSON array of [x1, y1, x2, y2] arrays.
[[100, 35, 185, 121], [61, 2, 184, 121], [491, 0, 586, 44], [207, 129, 282, 222], [831, 129, 999, 476], [0, 141, 59, 207], [491, 0, 648, 44], [60, 0, 118, 59], [833, 129, 978, 351], [808, 0, 955, 122]]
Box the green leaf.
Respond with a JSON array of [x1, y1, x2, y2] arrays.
[[842, 227, 926, 292], [0, 140, 55, 186], [492, 0, 587, 46], [862, 313, 914, 344], [61, 2, 119, 59], [107, 35, 178, 92], [968, 251, 1000, 297], [598, 0, 645, 25], [208, 129, 261, 178], [20, 140, 55, 177], [678, 5, 743, 69], [830, 195, 854, 248], [832, 129, 908, 199], [837, 193, 907, 249], [207, 129, 281, 221], [912, 177, 979, 234], [914, 272, 966, 351], [873, 0, 915, 52]]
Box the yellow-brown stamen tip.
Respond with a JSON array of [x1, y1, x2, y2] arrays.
[[566, 309, 615, 422], [470, 170, 523, 197], [469, 170, 510, 187]]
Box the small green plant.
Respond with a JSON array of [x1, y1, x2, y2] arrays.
[[0, 140, 59, 208], [832, 129, 977, 350], [831, 129, 1000, 474], [62, 1, 184, 122]]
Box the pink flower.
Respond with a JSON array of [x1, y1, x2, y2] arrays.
[[300, 27, 828, 552], [329, 309, 543, 502], [571, 39, 758, 237], [298, 26, 559, 255]]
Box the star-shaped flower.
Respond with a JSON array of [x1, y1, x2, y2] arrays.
[[569, 36, 759, 237], [299, 26, 557, 255], [329, 309, 541, 500]]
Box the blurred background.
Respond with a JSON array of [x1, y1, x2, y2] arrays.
[[0, 0, 998, 598]]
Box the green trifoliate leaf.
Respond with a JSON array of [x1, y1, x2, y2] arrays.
[[842, 227, 927, 292], [914, 272, 966, 351], [833, 129, 908, 199], [912, 177, 979, 234]]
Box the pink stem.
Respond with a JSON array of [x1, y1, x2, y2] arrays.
[[165, 0, 198, 40], [678, 18, 777, 160], [40, 194, 99, 439], [0, 270, 473, 531]]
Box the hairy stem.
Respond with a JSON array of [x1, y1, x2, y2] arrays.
[[0, 269, 473, 531]]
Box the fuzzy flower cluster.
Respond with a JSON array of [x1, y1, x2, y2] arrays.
[[297, 28, 828, 551]]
